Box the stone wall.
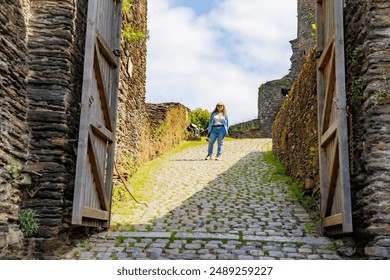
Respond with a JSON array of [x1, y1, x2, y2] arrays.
[[272, 48, 319, 199], [258, 77, 291, 138], [272, 0, 390, 259], [344, 0, 390, 259], [229, 119, 262, 139], [116, 0, 148, 174], [139, 103, 190, 162], [289, 0, 316, 77], [24, 0, 88, 258], [0, 0, 29, 259], [0, 0, 88, 259]]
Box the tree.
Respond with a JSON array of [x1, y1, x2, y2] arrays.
[[189, 108, 210, 130]]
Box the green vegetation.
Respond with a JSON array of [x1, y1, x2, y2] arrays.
[[263, 151, 319, 222], [311, 23, 317, 37], [351, 45, 364, 66], [263, 152, 288, 178], [112, 155, 140, 208], [309, 146, 319, 167], [347, 45, 366, 109], [374, 90, 390, 105], [115, 235, 126, 247], [238, 231, 247, 246], [18, 209, 39, 237], [304, 222, 312, 234], [121, 0, 149, 49], [347, 77, 364, 110], [189, 108, 211, 130], [9, 163, 22, 180], [275, 74, 295, 87], [169, 232, 177, 243], [122, 23, 149, 48], [122, 0, 133, 13], [322, 242, 339, 251]]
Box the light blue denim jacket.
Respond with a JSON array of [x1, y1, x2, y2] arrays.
[[207, 112, 229, 134]]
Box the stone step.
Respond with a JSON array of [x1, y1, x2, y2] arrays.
[[99, 231, 333, 247]]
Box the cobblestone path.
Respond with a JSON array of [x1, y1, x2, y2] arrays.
[[62, 139, 344, 260]]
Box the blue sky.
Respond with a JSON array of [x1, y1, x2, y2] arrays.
[[172, 0, 219, 15], [146, 0, 297, 124]]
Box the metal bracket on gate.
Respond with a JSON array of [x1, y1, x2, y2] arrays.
[[113, 49, 121, 57]]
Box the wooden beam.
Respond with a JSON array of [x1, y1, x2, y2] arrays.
[[321, 120, 337, 147], [96, 30, 118, 68], [88, 131, 108, 210], [90, 121, 114, 143], [334, 0, 353, 234], [103, 0, 124, 229], [316, 0, 327, 235], [323, 213, 343, 227], [318, 36, 334, 69], [325, 139, 339, 216], [320, 47, 336, 133], [94, 45, 114, 131], [82, 207, 109, 220], [72, 0, 99, 226]]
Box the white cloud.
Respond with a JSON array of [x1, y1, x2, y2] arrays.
[[146, 0, 297, 124]]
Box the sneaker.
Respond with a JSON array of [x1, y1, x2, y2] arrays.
[[205, 155, 212, 160], [215, 155, 221, 160]]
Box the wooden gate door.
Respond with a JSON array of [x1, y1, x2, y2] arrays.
[[316, 0, 353, 234], [72, 0, 122, 227]]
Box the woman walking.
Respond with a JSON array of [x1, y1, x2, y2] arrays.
[[205, 102, 229, 160]]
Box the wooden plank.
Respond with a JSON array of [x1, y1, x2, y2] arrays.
[[323, 213, 343, 227], [320, 120, 337, 147], [72, 0, 98, 225], [325, 138, 339, 216], [320, 47, 336, 132], [88, 131, 108, 210], [334, 0, 353, 233], [94, 45, 113, 131], [316, 0, 328, 234], [96, 30, 118, 68], [90, 121, 114, 143], [82, 207, 109, 220], [318, 36, 334, 69], [103, 0, 123, 228]]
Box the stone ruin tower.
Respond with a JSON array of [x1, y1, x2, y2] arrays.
[[257, 0, 315, 137]]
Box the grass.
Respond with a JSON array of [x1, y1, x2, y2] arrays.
[[169, 232, 177, 243], [322, 242, 339, 251], [111, 139, 211, 225], [262, 151, 320, 223], [238, 231, 247, 246], [115, 235, 126, 247], [304, 222, 312, 234]]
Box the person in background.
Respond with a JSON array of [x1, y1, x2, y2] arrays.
[[205, 102, 229, 160]]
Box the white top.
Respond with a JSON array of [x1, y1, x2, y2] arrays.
[[213, 114, 225, 126]]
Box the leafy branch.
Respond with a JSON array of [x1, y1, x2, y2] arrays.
[[122, 22, 149, 48]]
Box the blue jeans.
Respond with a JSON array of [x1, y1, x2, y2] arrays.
[[208, 126, 227, 156]]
